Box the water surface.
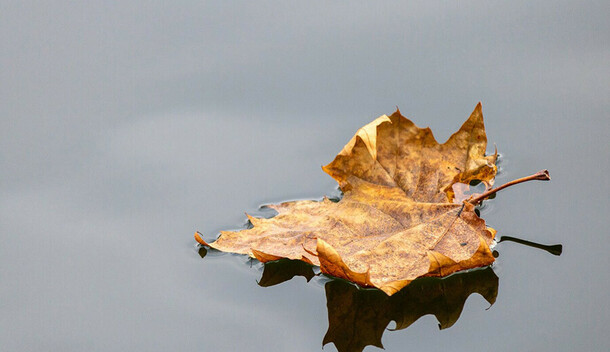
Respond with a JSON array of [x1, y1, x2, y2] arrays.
[[1, 1, 609, 351]]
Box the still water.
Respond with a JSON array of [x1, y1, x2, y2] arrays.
[[1, 1, 609, 351]]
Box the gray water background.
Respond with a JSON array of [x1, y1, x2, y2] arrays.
[[1, 1, 609, 351]]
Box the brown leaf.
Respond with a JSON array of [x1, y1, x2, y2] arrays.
[[202, 104, 500, 295]]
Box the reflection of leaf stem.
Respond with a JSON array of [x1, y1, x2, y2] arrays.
[[499, 236, 563, 256], [469, 169, 550, 205]]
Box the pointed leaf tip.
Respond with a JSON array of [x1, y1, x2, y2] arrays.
[[251, 248, 283, 263], [194, 231, 209, 246]]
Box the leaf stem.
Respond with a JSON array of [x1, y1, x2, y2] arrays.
[[468, 169, 550, 205]]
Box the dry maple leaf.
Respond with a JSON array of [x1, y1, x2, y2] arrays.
[[196, 103, 549, 295]]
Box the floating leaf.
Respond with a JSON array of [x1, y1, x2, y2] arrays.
[[197, 103, 549, 295]]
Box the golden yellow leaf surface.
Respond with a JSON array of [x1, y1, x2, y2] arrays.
[[199, 103, 500, 295]]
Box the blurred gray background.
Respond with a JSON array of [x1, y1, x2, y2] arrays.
[[1, 1, 609, 351]]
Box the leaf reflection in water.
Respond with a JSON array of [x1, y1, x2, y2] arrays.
[[196, 232, 561, 352], [323, 268, 498, 352], [256, 259, 498, 352], [257, 258, 315, 287], [499, 236, 563, 256]]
